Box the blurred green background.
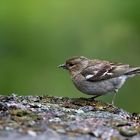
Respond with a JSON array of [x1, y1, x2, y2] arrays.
[[0, 1, 140, 112]]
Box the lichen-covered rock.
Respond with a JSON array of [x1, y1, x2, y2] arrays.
[[0, 94, 139, 140]]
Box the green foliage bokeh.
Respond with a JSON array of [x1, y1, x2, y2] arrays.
[[0, 1, 140, 112]]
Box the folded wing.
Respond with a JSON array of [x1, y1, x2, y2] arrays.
[[81, 60, 130, 82]]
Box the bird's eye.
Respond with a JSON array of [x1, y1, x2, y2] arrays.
[[68, 63, 74, 67]]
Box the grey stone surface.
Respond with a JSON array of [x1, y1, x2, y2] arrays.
[[0, 94, 139, 140]]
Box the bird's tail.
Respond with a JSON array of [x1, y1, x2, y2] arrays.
[[125, 67, 140, 76]]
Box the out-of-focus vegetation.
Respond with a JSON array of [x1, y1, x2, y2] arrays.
[[0, 1, 140, 112]]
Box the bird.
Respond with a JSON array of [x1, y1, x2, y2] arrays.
[[58, 56, 140, 105]]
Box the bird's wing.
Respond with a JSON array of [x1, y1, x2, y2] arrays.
[[81, 60, 130, 82]]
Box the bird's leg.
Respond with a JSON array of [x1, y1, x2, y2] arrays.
[[90, 95, 102, 100], [111, 89, 118, 105]]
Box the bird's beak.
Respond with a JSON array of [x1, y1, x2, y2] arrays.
[[58, 64, 67, 69]]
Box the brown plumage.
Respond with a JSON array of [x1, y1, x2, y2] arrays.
[[59, 56, 140, 104]]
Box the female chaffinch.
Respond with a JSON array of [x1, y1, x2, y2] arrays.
[[59, 56, 140, 105]]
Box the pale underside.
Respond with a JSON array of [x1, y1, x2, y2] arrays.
[[73, 74, 127, 95]]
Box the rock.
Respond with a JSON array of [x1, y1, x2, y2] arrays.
[[0, 94, 139, 140]]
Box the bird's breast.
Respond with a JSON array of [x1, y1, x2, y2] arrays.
[[72, 75, 127, 95]]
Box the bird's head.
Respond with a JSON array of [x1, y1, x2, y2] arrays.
[[58, 56, 89, 76]]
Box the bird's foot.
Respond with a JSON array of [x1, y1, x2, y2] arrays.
[[89, 95, 102, 101]]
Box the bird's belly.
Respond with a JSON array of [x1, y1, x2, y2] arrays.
[[73, 76, 127, 95]]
